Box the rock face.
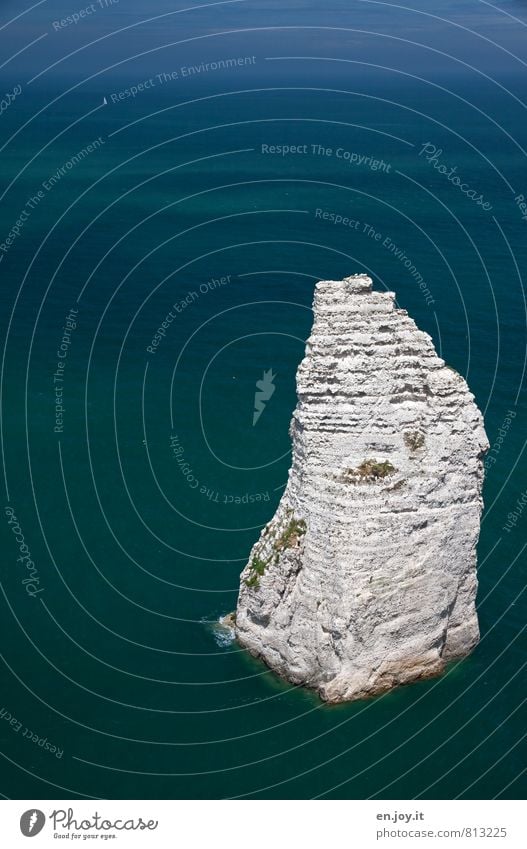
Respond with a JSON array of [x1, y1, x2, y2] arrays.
[[235, 275, 489, 703]]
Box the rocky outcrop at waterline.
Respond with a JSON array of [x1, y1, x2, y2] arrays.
[[234, 274, 488, 703]]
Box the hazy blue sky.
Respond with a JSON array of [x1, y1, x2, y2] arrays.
[[1, 0, 526, 85]]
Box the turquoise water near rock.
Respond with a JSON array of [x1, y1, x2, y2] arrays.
[[0, 65, 526, 799]]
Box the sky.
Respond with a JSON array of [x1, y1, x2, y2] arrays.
[[1, 0, 526, 88]]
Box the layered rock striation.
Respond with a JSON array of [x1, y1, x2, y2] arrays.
[[235, 275, 488, 703]]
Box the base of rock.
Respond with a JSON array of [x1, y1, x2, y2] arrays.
[[236, 629, 480, 703]]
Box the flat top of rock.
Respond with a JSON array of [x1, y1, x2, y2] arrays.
[[342, 274, 373, 293], [315, 274, 373, 294]]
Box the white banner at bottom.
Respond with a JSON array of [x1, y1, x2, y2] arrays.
[[0, 799, 523, 847]]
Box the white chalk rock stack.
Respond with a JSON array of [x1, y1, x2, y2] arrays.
[[235, 275, 488, 702]]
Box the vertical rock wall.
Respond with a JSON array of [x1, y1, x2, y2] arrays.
[[235, 275, 488, 703]]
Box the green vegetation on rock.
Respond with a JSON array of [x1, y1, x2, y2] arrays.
[[244, 554, 270, 588], [342, 459, 396, 481], [404, 431, 425, 450], [274, 517, 307, 552], [244, 572, 260, 589], [245, 515, 307, 589]]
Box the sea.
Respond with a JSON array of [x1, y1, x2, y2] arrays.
[[0, 63, 525, 799]]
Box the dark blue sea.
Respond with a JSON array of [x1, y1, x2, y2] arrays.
[[0, 24, 526, 799]]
